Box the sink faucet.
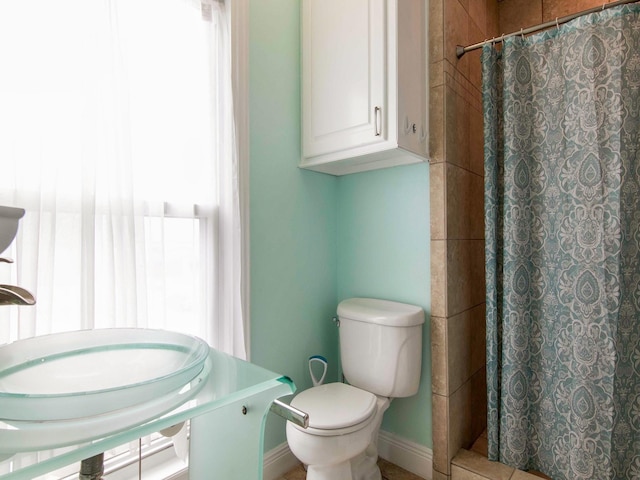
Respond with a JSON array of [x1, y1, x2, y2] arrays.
[[0, 256, 36, 306], [0, 284, 36, 306], [0, 258, 35, 306], [0, 206, 36, 306]]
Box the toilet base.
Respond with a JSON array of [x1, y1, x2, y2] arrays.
[[351, 443, 382, 480], [301, 454, 382, 480], [307, 461, 352, 480], [287, 395, 392, 480], [350, 396, 390, 480]]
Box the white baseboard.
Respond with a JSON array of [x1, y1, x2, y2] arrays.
[[262, 431, 433, 480], [262, 441, 301, 480], [99, 430, 431, 480], [377, 430, 433, 479]]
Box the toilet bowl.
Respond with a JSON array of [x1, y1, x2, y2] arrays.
[[286, 382, 389, 480], [285, 298, 424, 480]]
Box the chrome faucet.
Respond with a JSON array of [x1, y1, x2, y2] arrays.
[[0, 206, 36, 306], [0, 282, 36, 306]]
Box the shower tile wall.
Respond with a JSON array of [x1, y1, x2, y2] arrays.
[[499, 0, 619, 33], [430, 1, 621, 479], [429, 0, 498, 478]]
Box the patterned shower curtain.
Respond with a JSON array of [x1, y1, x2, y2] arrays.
[[483, 5, 640, 480]]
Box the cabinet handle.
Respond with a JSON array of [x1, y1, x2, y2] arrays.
[[374, 106, 382, 136]]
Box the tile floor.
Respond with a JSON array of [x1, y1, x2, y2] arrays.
[[277, 458, 425, 480], [471, 431, 550, 479], [450, 430, 551, 480]]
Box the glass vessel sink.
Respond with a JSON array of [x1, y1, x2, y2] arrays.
[[0, 328, 209, 421], [0, 346, 296, 480]]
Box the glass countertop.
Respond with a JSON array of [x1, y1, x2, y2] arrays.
[[0, 348, 295, 479]]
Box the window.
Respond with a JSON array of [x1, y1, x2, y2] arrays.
[[0, 0, 247, 476], [0, 0, 246, 352]]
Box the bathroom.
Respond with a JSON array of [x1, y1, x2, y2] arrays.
[[0, 0, 638, 479], [255, 0, 639, 479]]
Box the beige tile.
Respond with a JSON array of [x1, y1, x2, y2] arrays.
[[469, 171, 484, 240], [430, 85, 445, 163], [452, 464, 490, 480], [471, 434, 488, 457], [470, 369, 488, 441], [446, 165, 484, 240], [431, 240, 447, 318], [486, 0, 499, 39], [444, 64, 476, 107], [433, 469, 450, 480], [469, 107, 484, 177], [542, 0, 615, 23], [448, 381, 473, 461], [449, 370, 488, 462], [430, 162, 446, 240], [432, 393, 451, 475], [430, 0, 444, 63], [498, 0, 542, 33], [444, 0, 470, 79], [467, 48, 483, 95], [431, 315, 448, 395], [468, 0, 487, 35], [467, 17, 484, 90], [447, 239, 485, 317], [445, 85, 470, 170], [455, 91, 470, 170], [447, 304, 486, 394], [431, 60, 446, 88], [453, 449, 514, 480]]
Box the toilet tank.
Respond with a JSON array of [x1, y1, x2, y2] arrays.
[[337, 298, 424, 398]]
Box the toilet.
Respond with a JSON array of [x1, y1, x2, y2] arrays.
[[286, 297, 425, 480]]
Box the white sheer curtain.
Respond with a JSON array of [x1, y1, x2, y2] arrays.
[[0, 0, 246, 359]]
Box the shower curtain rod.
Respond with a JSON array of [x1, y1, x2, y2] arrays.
[[456, 0, 639, 58]]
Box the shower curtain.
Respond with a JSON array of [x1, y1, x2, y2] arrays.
[[483, 5, 640, 480]]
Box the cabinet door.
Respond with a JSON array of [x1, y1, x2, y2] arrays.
[[302, 0, 386, 158]]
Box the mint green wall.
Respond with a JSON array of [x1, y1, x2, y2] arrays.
[[249, 0, 432, 452], [248, 0, 339, 451], [337, 165, 431, 447]]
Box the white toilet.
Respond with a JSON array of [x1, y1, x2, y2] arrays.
[[286, 297, 424, 480]]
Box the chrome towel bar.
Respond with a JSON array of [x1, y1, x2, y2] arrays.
[[270, 399, 309, 429]]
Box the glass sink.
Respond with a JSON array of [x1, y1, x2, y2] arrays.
[[0, 347, 296, 480], [0, 328, 209, 421]]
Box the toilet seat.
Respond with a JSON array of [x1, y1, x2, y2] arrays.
[[289, 382, 377, 436]]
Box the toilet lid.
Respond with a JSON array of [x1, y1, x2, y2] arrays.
[[290, 382, 377, 430]]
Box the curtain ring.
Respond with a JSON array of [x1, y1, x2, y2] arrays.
[[520, 28, 524, 40], [555, 17, 560, 30]]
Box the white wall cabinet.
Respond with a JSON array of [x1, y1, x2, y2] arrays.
[[300, 0, 428, 176]]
